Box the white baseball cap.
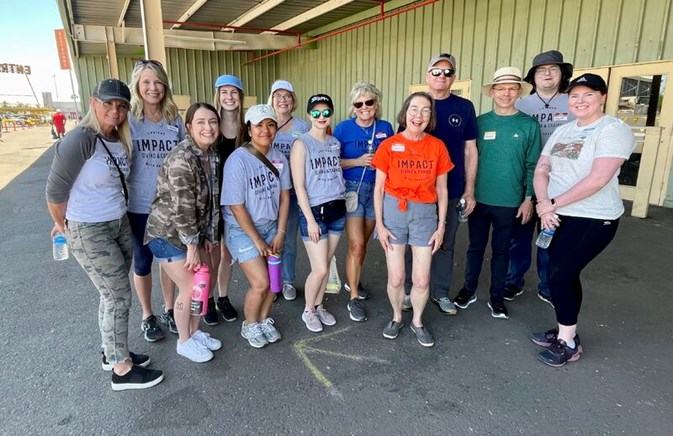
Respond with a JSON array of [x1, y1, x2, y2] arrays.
[[245, 104, 278, 124], [270, 80, 294, 94]]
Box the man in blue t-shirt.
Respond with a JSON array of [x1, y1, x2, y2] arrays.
[[403, 53, 479, 315]]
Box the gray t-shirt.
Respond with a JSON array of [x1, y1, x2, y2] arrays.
[[516, 93, 575, 146], [128, 115, 186, 213], [221, 146, 291, 227], [298, 132, 345, 207], [271, 117, 310, 161], [542, 115, 635, 220]]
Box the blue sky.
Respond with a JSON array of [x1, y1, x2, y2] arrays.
[[0, 0, 78, 106]]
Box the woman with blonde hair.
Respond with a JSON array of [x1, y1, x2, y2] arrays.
[[127, 60, 185, 342]]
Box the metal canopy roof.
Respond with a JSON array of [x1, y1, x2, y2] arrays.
[[59, 0, 400, 56]]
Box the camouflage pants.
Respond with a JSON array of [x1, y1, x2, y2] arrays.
[[67, 215, 133, 366]]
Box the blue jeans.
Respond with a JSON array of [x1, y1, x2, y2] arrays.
[[282, 194, 299, 284], [463, 202, 517, 300], [506, 218, 550, 297]]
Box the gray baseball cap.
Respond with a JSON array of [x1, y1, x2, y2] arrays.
[[427, 53, 457, 71]]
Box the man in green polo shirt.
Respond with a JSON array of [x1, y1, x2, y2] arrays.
[[453, 66, 541, 319]]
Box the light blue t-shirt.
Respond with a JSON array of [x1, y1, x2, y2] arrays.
[[299, 133, 345, 207], [271, 117, 310, 161], [516, 93, 575, 146], [128, 115, 186, 213], [221, 146, 292, 227]]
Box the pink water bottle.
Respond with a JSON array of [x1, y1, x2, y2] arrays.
[[267, 254, 282, 293], [191, 264, 210, 316]]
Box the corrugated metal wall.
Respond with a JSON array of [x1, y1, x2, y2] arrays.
[[75, 49, 277, 112], [276, 0, 673, 123]]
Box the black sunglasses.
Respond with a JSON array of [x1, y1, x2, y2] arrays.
[[135, 59, 163, 68], [310, 108, 333, 119], [430, 68, 455, 78], [353, 99, 376, 109]]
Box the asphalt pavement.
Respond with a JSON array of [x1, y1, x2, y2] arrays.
[[0, 138, 671, 435]]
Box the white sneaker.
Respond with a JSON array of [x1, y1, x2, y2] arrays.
[[241, 321, 269, 348], [177, 337, 213, 363], [192, 330, 222, 351], [259, 318, 282, 343]]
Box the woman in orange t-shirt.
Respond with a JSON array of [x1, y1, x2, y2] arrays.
[[372, 92, 453, 348]]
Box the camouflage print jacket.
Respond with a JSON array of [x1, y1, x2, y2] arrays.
[[144, 135, 220, 249]]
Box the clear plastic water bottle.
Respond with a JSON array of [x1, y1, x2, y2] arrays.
[[366, 141, 375, 167], [457, 198, 468, 223], [536, 227, 555, 249], [53, 232, 69, 261]]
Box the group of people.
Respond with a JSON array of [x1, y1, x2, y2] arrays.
[[45, 48, 635, 391]]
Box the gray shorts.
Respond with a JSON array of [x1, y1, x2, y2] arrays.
[[382, 194, 437, 247]]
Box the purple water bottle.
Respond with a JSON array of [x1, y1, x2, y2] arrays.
[[268, 254, 282, 293]]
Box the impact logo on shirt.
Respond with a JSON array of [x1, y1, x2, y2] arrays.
[[448, 114, 462, 127]]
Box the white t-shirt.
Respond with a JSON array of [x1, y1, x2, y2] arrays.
[[542, 115, 635, 220]]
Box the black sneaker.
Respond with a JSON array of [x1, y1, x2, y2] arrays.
[[216, 296, 238, 322], [530, 329, 581, 348], [453, 288, 477, 309], [102, 352, 150, 371], [344, 282, 370, 300], [158, 306, 178, 334], [141, 315, 165, 342], [488, 299, 509, 319], [503, 285, 523, 301], [537, 291, 554, 307], [203, 298, 219, 326], [111, 365, 164, 391], [347, 298, 367, 322], [537, 338, 583, 367]]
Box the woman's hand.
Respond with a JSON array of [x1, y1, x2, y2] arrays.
[[360, 153, 374, 167], [184, 244, 201, 271], [204, 239, 213, 254], [376, 223, 397, 252], [253, 237, 273, 257], [536, 199, 557, 217], [307, 218, 322, 244], [270, 232, 285, 254], [428, 226, 445, 254], [539, 211, 561, 231]]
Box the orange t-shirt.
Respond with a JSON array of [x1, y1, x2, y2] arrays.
[[372, 133, 453, 210]]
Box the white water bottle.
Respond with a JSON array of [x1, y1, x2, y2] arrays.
[[53, 232, 69, 261], [536, 227, 555, 249]]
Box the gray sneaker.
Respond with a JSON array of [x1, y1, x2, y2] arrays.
[[431, 297, 458, 315], [282, 283, 297, 301], [302, 309, 323, 332], [345, 282, 370, 300], [241, 322, 269, 348], [382, 320, 404, 339], [402, 294, 412, 311], [259, 317, 281, 343], [410, 323, 435, 347], [315, 305, 336, 326], [347, 298, 367, 322]]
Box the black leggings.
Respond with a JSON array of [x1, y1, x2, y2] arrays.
[[547, 215, 619, 326]]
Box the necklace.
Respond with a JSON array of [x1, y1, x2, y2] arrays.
[[277, 116, 293, 130], [536, 91, 558, 108]]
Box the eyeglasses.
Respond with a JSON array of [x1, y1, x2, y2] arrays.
[[353, 99, 376, 109], [430, 68, 456, 78], [535, 66, 561, 75], [310, 109, 333, 119], [492, 86, 520, 94], [273, 93, 292, 101], [408, 107, 432, 117], [135, 59, 163, 68], [97, 99, 130, 111]]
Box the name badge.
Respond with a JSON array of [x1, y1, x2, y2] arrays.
[[330, 144, 340, 151], [484, 131, 496, 140], [391, 144, 405, 152], [271, 160, 284, 173], [553, 113, 568, 122], [375, 132, 387, 139], [292, 130, 302, 137], [167, 124, 179, 132]]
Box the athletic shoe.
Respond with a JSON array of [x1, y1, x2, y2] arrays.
[[176, 338, 213, 363], [282, 283, 297, 301], [111, 365, 164, 391], [344, 282, 370, 300], [216, 296, 238, 322], [488, 299, 509, 319], [241, 321, 269, 348], [503, 285, 524, 301], [141, 315, 165, 342], [202, 298, 219, 326], [402, 294, 412, 311], [302, 309, 323, 332], [537, 291, 554, 307], [259, 317, 282, 343], [410, 323, 434, 347], [382, 320, 403, 339], [315, 305, 336, 326], [431, 297, 458, 315], [347, 298, 367, 322], [453, 288, 477, 309], [101, 352, 150, 371], [537, 338, 583, 367], [192, 330, 222, 351], [158, 306, 178, 334], [530, 329, 581, 348]]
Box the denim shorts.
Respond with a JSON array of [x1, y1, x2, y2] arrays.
[[344, 179, 376, 221], [382, 194, 437, 246], [147, 238, 187, 263], [225, 220, 277, 264], [298, 207, 346, 241]]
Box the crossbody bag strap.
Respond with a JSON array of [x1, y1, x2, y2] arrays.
[[96, 134, 128, 204], [244, 142, 279, 179], [356, 121, 377, 195]]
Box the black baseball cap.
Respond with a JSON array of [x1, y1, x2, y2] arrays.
[[92, 79, 131, 103], [566, 73, 608, 94], [306, 94, 334, 112]]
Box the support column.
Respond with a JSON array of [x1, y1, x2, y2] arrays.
[[105, 27, 119, 79], [140, 0, 167, 65]]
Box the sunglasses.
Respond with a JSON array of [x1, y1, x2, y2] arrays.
[[310, 108, 333, 119], [135, 59, 163, 68], [353, 99, 376, 109], [430, 68, 456, 78]]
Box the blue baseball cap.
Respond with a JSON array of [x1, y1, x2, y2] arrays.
[[214, 74, 243, 91]]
